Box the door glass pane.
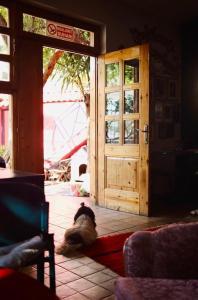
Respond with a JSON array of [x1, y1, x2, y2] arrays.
[[0, 34, 10, 54], [0, 6, 9, 27], [0, 94, 12, 168], [0, 61, 10, 81], [105, 63, 119, 87], [124, 120, 139, 144], [124, 89, 139, 114], [105, 92, 119, 115], [124, 59, 139, 84], [106, 120, 119, 144]]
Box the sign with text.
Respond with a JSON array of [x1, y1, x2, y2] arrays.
[[46, 21, 75, 42]]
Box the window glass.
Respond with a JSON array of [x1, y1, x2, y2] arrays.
[[124, 89, 139, 114], [124, 59, 139, 84], [0, 61, 10, 81], [23, 14, 94, 46], [105, 63, 119, 87], [0, 6, 9, 27], [124, 120, 139, 144], [106, 120, 119, 144], [0, 34, 10, 54], [105, 92, 120, 115]]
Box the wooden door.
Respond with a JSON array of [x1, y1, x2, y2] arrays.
[[97, 44, 149, 215]]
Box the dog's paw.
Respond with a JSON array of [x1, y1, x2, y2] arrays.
[[56, 243, 82, 257], [55, 244, 65, 255]]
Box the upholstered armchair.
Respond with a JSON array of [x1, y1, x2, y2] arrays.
[[115, 222, 198, 300]]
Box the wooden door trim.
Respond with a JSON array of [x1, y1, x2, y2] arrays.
[[139, 43, 149, 215]]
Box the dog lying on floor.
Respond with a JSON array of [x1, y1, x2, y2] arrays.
[[56, 202, 97, 256]]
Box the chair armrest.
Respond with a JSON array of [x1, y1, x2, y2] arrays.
[[124, 231, 153, 277]]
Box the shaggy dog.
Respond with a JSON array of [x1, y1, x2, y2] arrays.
[[56, 202, 97, 256]]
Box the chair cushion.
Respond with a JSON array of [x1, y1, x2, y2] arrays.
[[115, 277, 198, 300], [0, 235, 46, 268]]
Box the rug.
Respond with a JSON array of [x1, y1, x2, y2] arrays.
[[83, 226, 162, 276]]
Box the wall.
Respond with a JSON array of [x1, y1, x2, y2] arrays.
[[182, 20, 198, 149]]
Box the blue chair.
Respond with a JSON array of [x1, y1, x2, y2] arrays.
[[0, 182, 56, 291]]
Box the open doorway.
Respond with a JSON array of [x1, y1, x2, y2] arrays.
[[43, 47, 91, 197]]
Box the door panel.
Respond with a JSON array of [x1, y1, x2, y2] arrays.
[[98, 44, 149, 215], [106, 157, 138, 190]]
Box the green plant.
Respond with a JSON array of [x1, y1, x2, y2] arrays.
[[0, 145, 6, 157]]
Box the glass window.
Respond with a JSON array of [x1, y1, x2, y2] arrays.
[[106, 120, 119, 144], [124, 120, 139, 144], [0, 6, 9, 27], [23, 14, 46, 35], [124, 89, 139, 114], [124, 59, 139, 84], [0, 61, 10, 81], [105, 92, 120, 115], [105, 63, 119, 87], [0, 34, 10, 55], [23, 14, 94, 46]]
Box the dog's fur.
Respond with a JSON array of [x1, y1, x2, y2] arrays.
[[56, 202, 97, 256]]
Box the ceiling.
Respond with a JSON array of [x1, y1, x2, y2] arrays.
[[21, 0, 198, 26], [121, 0, 198, 25]]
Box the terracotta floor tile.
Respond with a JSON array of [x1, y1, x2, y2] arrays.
[[85, 271, 113, 284], [87, 261, 106, 271], [55, 254, 72, 264], [67, 277, 95, 291], [99, 278, 117, 292], [59, 259, 84, 270], [80, 285, 112, 300], [56, 270, 80, 284], [64, 292, 90, 299], [44, 264, 66, 275], [75, 256, 95, 265], [103, 295, 115, 300], [71, 265, 98, 277], [56, 284, 76, 299], [102, 269, 119, 278]]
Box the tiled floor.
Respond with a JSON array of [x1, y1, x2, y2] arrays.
[[25, 182, 198, 299]]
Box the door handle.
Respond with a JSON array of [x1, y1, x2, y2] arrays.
[[142, 124, 149, 144]]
